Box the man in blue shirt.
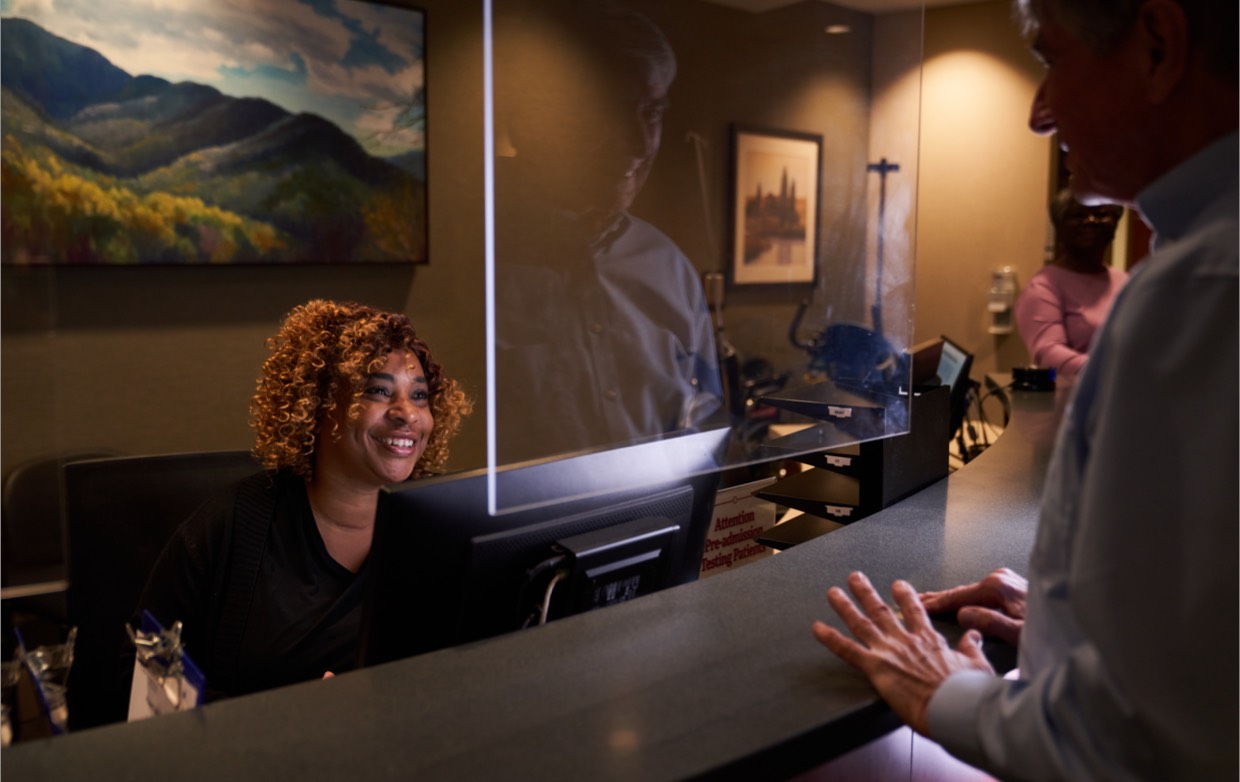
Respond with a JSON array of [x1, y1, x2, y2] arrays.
[[813, 1, 1238, 779], [491, 0, 722, 465]]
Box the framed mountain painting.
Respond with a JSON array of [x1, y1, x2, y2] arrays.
[[0, 0, 427, 265]]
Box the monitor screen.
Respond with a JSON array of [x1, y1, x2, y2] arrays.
[[937, 335, 974, 435], [357, 427, 730, 667]]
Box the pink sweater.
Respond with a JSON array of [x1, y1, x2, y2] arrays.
[[1015, 265, 1128, 377]]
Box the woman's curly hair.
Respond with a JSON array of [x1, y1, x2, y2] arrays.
[[250, 299, 472, 480]]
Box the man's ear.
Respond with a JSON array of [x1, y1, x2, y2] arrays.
[[1137, 0, 1188, 103]]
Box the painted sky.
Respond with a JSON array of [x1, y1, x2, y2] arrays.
[[0, 0, 425, 158]]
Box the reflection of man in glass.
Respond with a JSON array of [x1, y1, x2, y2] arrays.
[[494, 0, 722, 464]]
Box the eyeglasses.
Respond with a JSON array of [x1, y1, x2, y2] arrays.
[[1063, 208, 1121, 226]]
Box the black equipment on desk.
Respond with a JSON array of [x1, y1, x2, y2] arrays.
[[937, 335, 975, 438], [789, 302, 909, 396], [1012, 365, 1055, 392], [357, 428, 728, 667], [755, 384, 950, 549]]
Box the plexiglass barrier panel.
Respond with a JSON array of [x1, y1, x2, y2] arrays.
[[487, 0, 921, 512]]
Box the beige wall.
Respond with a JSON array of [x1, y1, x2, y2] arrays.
[[914, 0, 1051, 376], [1, 0, 1051, 476]]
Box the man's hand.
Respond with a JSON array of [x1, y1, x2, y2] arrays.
[[919, 567, 1027, 647], [812, 571, 995, 735]]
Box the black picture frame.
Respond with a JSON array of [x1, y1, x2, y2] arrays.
[[728, 125, 822, 287]]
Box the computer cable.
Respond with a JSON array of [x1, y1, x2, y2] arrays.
[[519, 554, 568, 629], [977, 381, 1013, 430], [536, 570, 569, 628]]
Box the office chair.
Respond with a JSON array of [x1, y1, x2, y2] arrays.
[[62, 450, 260, 730], [2, 450, 123, 591]]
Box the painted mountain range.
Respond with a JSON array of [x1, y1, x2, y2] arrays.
[[1, 17, 427, 265]]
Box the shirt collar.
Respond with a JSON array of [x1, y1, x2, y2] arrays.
[[1136, 131, 1239, 248], [590, 213, 632, 255]]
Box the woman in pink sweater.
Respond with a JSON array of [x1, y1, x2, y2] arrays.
[[1016, 190, 1127, 378]]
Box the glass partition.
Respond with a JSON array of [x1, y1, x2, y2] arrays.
[[486, 0, 923, 513]]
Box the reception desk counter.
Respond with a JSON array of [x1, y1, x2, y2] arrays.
[[3, 382, 1066, 781]]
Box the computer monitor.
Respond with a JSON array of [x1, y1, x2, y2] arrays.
[[357, 427, 730, 667], [937, 335, 974, 436]]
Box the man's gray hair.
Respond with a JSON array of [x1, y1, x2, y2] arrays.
[[1013, 0, 1237, 85], [1012, 0, 1141, 51]]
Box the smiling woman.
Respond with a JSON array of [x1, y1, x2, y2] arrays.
[[133, 300, 471, 703], [250, 299, 467, 482]]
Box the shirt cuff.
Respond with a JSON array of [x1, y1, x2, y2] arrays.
[[926, 669, 1002, 767]]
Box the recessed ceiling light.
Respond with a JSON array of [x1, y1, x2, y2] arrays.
[[824, 24, 851, 34]]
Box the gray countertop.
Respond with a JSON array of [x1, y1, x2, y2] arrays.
[[2, 382, 1067, 781]]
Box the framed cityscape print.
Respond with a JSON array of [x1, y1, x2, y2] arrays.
[[729, 125, 821, 286]]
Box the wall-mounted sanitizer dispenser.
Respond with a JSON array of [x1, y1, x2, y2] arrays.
[[988, 266, 1018, 335]]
